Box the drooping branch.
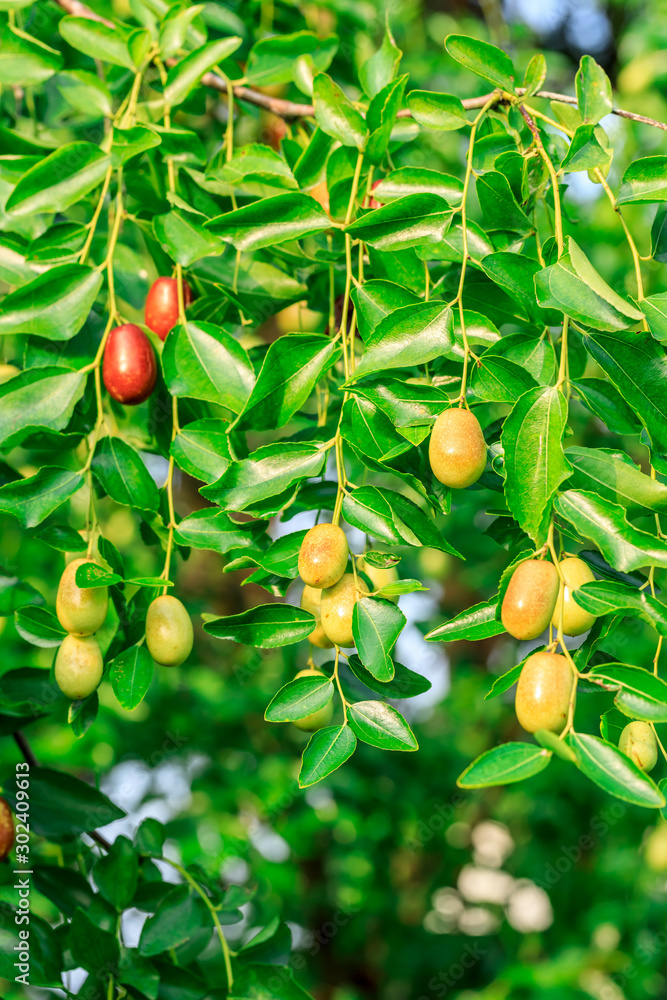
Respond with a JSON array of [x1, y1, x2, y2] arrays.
[[51, 0, 667, 131]]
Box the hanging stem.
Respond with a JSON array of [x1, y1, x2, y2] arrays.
[[518, 103, 563, 256]]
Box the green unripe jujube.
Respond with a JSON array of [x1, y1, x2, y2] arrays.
[[146, 595, 193, 667], [359, 559, 399, 603], [320, 573, 369, 648], [551, 557, 597, 636], [56, 558, 108, 636], [298, 523, 349, 590], [428, 407, 487, 489], [619, 721, 657, 772], [292, 669, 334, 732], [300, 585, 334, 649], [515, 651, 573, 734], [55, 634, 103, 700], [501, 559, 559, 641]]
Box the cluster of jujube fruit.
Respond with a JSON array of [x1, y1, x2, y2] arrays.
[[102, 277, 190, 405]]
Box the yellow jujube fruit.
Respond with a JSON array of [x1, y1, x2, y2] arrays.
[[298, 523, 349, 590], [619, 721, 657, 772], [359, 559, 399, 603], [146, 595, 193, 667], [515, 651, 574, 734], [428, 408, 487, 489], [0, 797, 15, 861], [292, 669, 334, 732], [551, 557, 596, 636], [56, 558, 108, 636], [55, 634, 103, 700], [501, 559, 559, 641], [300, 585, 334, 649], [320, 573, 369, 648]]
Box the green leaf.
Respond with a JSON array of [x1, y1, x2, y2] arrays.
[[0, 263, 102, 340], [313, 73, 368, 150], [139, 885, 206, 957], [639, 292, 667, 341], [298, 724, 357, 787], [571, 377, 641, 435], [502, 386, 572, 546], [0, 467, 84, 528], [93, 437, 160, 511], [245, 30, 338, 87], [345, 194, 451, 251], [58, 16, 137, 69], [370, 166, 463, 204], [15, 605, 66, 647], [70, 908, 119, 972], [171, 419, 231, 484], [582, 331, 667, 452], [6, 142, 111, 217], [206, 192, 330, 251], [164, 36, 242, 107], [265, 674, 334, 722], [535, 238, 643, 331], [485, 663, 523, 700], [351, 302, 453, 381], [588, 662, 667, 722], [651, 205, 667, 262], [534, 728, 578, 763], [231, 963, 315, 999], [162, 321, 254, 413], [95, 836, 139, 911], [349, 377, 448, 428], [202, 442, 327, 513], [477, 172, 532, 235], [112, 124, 161, 167], [406, 90, 468, 130], [566, 731, 665, 808], [175, 508, 264, 555], [346, 653, 430, 699], [110, 645, 154, 711], [360, 19, 401, 97], [0, 366, 87, 446], [566, 446, 667, 514], [75, 562, 120, 589], [471, 353, 539, 403], [343, 485, 461, 556], [352, 597, 406, 682], [204, 604, 316, 647], [457, 743, 552, 788], [445, 34, 516, 92], [523, 53, 546, 97], [479, 252, 547, 322], [575, 55, 612, 125], [560, 124, 611, 172], [347, 700, 418, 751], [0, 25, 63, 86], [425, 599, 504, 642], [616, 156, 667, 205], [153, 210, 222, 266], [352, 280, 419, 340], [365, 75, 408, 165], [235, 334, 340, 431], [4, 767, 125, 838], [555, 490, 667, 572], [56, 68, 113, 117]]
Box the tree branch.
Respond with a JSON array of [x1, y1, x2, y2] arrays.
[[51, 0, 667, 131]]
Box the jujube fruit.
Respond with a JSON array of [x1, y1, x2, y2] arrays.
[[292, 669, 334, 732], [145, 276, 192, 341], [103, 324, 157, 405], [320, 573, 369, 648], [501, 559, 559, 641], [0, 363, 20, 383], [55, 634, 103, 700], [515, 651, 573, 734], [300, 585, 334, 649], [56, 558, 108, 636], [428, 407, 487, 489], [0, 798, 14, 861], [309, 180, 330, 214], [359, 559, 399, 603], [619, 721, 657, 772], [551, 557, 596, 636], [146, 595, 193, 667], [298, 523, 349, 590]]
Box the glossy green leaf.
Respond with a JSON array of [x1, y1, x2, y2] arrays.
[[313, 73, 368, 150], [617, 156, 667, 205], [566, 446, 667, 513], [471, 353, 539, 403], [298, 724, 356, 787], [370, 166, 463, 204], [139, 885, 206, 956], [110, 645, 154, 711], [58, 16, 136, 69], [92, 438, 160, 512], [571, 377, 641, 435], [94, 836, 139, 911], [15, 605, 66, 647], [0, 263, 102, 340], [4, 767, 125, 838], [245, 30, 338, 87], [351, 302, 453, 380], [162, 321, 254, 413], [445, 34, 516, 92], [206, 193, 330, 250], [639, 292, 667, 341], [0, 467, 84, 528], [56, 69, 113, 117], [347, 701, 418, 751], [6, 142, 111, 217], [171, 419, 231, 484], [425, 599, 504, 642], [477, 172, 532, 235], [523, 52, 546, 97], [202, 442, 327, 513], [345, 654, 430, 699], [352, 597, 406, 682], [175, 508, 263, 555], [153, 210, 222, 266], [457, 743, 551, 788], [0, 26, 63, 86], [555, 490, 667, 572], [485, 663, 523, 700], [406, 90, 468, 130], [204, 604, 316, 647], [575, 55, 612, 125], [0, 366, 87, 446], [502, 386, 572, 546], [360, 19, 401, 97], [566, 731, 665, 808], [345, 194, 451, 251], [560, 124, 611, 172], [265, 674, 334, 722], [164, 36, 242, 107]]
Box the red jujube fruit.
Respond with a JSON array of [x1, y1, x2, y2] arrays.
[[103, 323, 157, 405], [145, 277, 192, 341]]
